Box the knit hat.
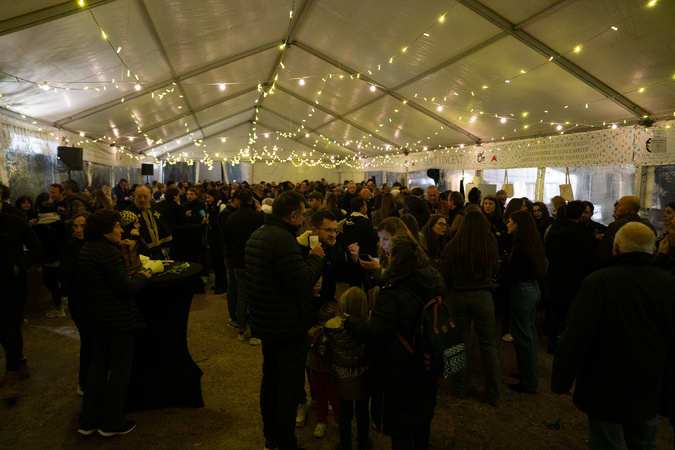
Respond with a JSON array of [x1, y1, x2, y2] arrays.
[[119, 210, 138, 227]]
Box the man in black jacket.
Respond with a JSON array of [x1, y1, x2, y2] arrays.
[[126, 186, 173, 260], [0, 196, 42, 400], [223, 189, 264, 345], [342, 197, 379, 258], [552, 222, 675, 449], [245, 191, 324, 450], [544, 200, 594, 354]]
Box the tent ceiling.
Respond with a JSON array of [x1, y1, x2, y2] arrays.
[[1, 0, 673, 165]]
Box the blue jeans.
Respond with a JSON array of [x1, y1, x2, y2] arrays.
[[260, 334, 308, 450], [80, 332, 134, 430], [509, 281, 540, 392], [588, 415, 658, 450], [233, 267, 248, 330], [451, 289, 502, 403]]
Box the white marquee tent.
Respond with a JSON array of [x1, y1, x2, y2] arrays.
[[1, 0, 674, 203]]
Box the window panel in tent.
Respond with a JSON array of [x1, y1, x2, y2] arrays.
[[482, 168, 538, 202], [442, 170, 476, 194], [225, 162, 249, 184], [544, 165, 635, 226], [650, 165, 675, 235]]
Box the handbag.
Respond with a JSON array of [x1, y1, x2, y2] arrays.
[[501, 171, 514, 198], [559, 167, 574, 201], [121, 240, 141, 276]]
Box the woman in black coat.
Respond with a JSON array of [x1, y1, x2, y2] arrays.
[[345, 235, 446, 449], [77, 210, 151, 437]]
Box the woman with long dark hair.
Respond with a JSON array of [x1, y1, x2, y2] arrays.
[[359, 217, 413, 281], [14, 195, 37, 224], [324, 192, 345, 221], [371, 192, 399, 227], [420, 214, 449, 268], [532, 201, 552, 241], [344, 235, 446, 449], [439, 210, 502, 405], [503, 198, 525, 224], [505, 210, 546, 394]]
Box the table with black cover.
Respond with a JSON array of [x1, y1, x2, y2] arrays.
[[125, 261, 204, 411]]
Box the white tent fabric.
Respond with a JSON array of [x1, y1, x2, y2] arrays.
[[1, 0, 674, 171]]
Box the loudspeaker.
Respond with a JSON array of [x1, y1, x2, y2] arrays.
[[141, 163, 154, 176], [426, 168, 440, 185], [57, 146, 83, 171]]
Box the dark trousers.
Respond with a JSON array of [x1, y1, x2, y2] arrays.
[[42, 265, 61, 307], [339, 397, 370, 450], [68, 295, 92, 389], [224, 261, 238, 320], [0, 276, 26, 372], [391, 428, 431, 450], [587, 415, 658, 450], [260, 335, 308, 450], [80, 332, 134, 430], [208, 243, 227, 290]]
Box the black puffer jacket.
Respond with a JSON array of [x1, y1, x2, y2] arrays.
[[344, 267, 446, 438], [78, 238, 149, 335], [245, 214, 323, 340], [341, 213, 378, 257]]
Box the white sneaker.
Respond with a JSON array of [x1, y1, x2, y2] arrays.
[[46, 308, 66, 318], [237, 328, 251, 342], [250, 337, 262, 346], [296, 404, 306, 428], [227, 318, 239, 329], [313, 423, 326, 438], [501, 333, 513, 343]]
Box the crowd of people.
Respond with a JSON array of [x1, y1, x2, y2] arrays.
[[1, 176, 675, 449]]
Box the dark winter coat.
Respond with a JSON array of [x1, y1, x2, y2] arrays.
[[341, 213, 378, 257], [78, 238, 149, 335], [344, 267, 446, 438], [596, 213, 656, 267], [0, 212, 42, 284], [224, 203, 264, 268], [544, 219, 594, 303], [551, 252, 675, 423], [318, 316, 369, 401], [245, 213, 323, 340]]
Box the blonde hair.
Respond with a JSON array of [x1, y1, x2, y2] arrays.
[[337, 287, 369, 319]]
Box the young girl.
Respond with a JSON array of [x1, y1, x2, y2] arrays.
[[318, 287, 371, 450], [306, 301, 341, 438]]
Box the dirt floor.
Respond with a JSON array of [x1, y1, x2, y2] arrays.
[[2, 280, 674, 450]]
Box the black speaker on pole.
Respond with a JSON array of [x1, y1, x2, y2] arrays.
[[141, 164, 154, 176], [426, 168, 440, 185], [57, 146, 83, 171]]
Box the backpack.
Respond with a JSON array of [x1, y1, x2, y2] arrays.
[[395, 292, 466, 379]]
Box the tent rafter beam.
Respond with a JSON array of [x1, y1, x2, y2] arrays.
[[0, 0, 118, 37], [54, 41, 278, 126], [257, 107, 359, 156], [141, 106, 254, 155], [457, 0, 651, 118], [292, 41, 482, 143], [274, 84, 402, 150]]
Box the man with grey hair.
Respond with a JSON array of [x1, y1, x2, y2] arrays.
[[596, 195, 656, 266], [552, 222, 675, 449], [495, 190, 508, 213]]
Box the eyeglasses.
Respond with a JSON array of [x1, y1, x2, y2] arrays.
[[436, 222, 449, 228]]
